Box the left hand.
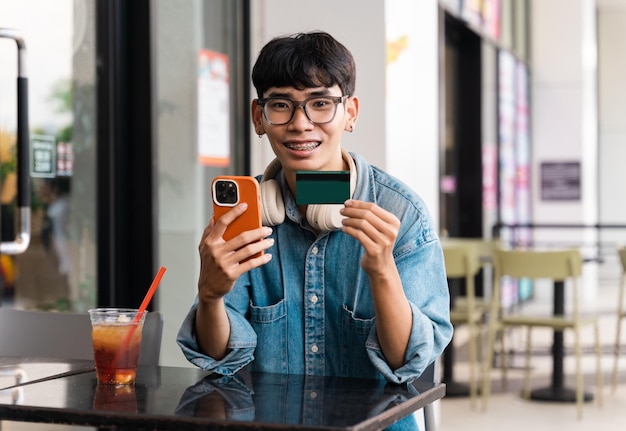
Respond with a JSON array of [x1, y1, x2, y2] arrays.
[[339, 200, 401, 278]]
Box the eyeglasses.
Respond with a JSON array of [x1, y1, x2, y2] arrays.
[[257, 95, 348, 125]]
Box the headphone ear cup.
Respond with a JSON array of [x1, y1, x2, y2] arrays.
[[306, 204, 344, 232], [260, 179, 285, 226], [306, 149, 357, 232]]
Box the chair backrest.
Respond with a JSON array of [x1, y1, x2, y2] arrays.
[[440, 237, 496, 263], [493, 248, 583, 281], [442, 242, 482, 310], [442, 242, 481, 279], [491, 248, 583, 316], [619, 247, 626, 273], [0, 308, 163, 366]]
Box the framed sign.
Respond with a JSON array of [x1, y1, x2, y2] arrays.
[[540, 161, 581, 201], [31, 134, 56, 178]]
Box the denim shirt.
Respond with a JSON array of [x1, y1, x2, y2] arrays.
[[177, 152, 453, 385]]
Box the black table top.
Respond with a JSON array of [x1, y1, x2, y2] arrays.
[[0, 358, 445, 431], [0, 356, 96, 389]]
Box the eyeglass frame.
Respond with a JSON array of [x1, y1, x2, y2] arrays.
[[256, 95, 349, 125]]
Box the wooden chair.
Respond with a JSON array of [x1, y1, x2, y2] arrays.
[[0, 308, 163, 365], [442, 241, 485, 408], [612, 246, 626, 392], [481, 248, 603, 418]]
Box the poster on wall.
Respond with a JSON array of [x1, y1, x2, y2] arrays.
[[482, 144, 497, 213], [498, 50, 516, 235], [197, 49, 230, 167], [514, 60, 532, 300], [515, 61, 531, 243], [482, 0, 501, 41], [498, 49, 518, 308]]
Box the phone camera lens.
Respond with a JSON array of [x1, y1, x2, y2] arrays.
[[215, 180, 238, 204]]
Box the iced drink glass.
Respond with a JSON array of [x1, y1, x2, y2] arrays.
[[88, 308, 147, 385]]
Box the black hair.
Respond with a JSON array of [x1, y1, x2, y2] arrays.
[[252, 31, 356, 98]]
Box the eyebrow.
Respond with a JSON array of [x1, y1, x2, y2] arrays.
[[265, 88, 332, 99]]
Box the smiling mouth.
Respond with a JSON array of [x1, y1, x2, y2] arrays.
[[285, 142, 320, 151]]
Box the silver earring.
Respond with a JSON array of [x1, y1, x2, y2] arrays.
[[258, 134, 263, 139]]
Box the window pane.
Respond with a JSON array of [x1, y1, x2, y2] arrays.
[[0, 0, 97, 311]]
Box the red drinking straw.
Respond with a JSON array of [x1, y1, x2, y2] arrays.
[[109, 266, 166, 379], [134, 266, 167, 323]]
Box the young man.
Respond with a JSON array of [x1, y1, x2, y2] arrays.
[[178, 32, 452, 427]]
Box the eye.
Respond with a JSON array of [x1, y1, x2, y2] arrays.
[[309, 98, 333, 109], [267, 99, 292, 111]]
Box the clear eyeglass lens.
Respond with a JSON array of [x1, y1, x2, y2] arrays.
[[264, 97, 338, 124]]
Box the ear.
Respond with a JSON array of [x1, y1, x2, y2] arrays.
[[344, 96, 359, 132], [251, 99, 265, 135]]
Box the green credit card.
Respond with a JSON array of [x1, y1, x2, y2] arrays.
[[295, 171, 350, 204]]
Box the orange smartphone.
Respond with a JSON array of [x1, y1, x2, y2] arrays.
[[211, 176, 263, 259]]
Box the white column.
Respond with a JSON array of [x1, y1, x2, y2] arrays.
[[385, 0, 440, 228], [531, 0, 598, 298]]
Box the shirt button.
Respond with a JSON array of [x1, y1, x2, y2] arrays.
[[310, 295, 318, 303], [311, 246, 319, 254], [310, 391, 318, 399], [311, 345, 319, 353]]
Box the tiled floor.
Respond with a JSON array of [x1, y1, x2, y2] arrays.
[[438, 269, 626, 431]]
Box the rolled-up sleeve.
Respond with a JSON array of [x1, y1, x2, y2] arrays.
[[176, 300, 257, 376], [365, 238, 453, 384]]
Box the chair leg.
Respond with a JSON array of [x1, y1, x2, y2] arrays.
[[595, 321, 604, 407], [575, 327, 583, 420], [500, 328, 508, 389], [482, 324, 499, 411], [477, 319, 484, 379], [523, 327, 532, 399], [467, 321, 478, 410], [423, 403, 437, 431], [614, 275, 625, 393], [613, 316, 622, 393]]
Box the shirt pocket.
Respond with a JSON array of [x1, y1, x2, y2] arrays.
[[340, 304, 376, 376], [249, 299, 287, 373]]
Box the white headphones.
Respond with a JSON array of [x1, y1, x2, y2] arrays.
[[260, 149, 357, 232]]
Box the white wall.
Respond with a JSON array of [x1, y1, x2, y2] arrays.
[[385, 1, 440, 224]]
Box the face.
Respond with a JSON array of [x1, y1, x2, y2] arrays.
[[252, 85, 359, 190]]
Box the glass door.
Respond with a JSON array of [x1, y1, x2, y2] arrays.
[[0, 0, 97, 311], [154, 0, 249, 366]]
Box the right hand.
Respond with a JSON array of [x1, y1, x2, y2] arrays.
[[197, 203, 273, 302]]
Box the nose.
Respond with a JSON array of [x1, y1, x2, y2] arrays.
[[289, 104, 314, 129]]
